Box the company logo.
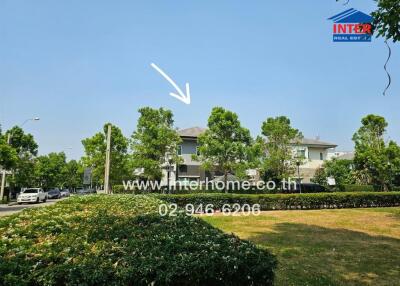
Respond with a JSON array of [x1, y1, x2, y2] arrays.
[[328, 8, 373, 42]]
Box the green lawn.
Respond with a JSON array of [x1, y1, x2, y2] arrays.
[[202, 207, 400, 286]]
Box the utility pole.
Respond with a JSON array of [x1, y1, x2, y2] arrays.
[[104, 124, 112, 194], [0, 134, 11, 201]]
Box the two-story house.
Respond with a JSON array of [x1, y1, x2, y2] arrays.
[[174, 127, 210, 184], [292, 138, 337, 182], [162, 127, 337, 186]]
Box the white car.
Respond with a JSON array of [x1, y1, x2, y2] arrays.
[[17, 188, 47, 204]]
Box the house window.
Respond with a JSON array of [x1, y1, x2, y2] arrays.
[[179, 165, 188, 173], [177, 145, 182, 155], [320, 153, 324, 160], [196, 146, 200, 156], [297, 149, 306, 158]]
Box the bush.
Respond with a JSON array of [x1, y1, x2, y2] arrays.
[[341, 185, 378, 192], [117, 182, 388, 195], [112, 184, 134, 194], [0, 195, 276, 285], [157, 192, 400, 211]]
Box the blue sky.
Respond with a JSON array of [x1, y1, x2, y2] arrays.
[[1, 0, 399, 159]]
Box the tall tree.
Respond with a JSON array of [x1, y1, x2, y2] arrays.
[[260, 116, 303, 182], [194, 107, 252, 191], [352, 114, 400, 190], [131, 107, 181, 182], [1, 126, 38, 189], [82, 123, 130, 188], [62, 160, 84, 189], [34, 152, 67, 189]]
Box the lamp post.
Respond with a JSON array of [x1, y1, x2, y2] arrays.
[[0, 117, 40, 201], [166, 154, 174, 194], [296, 160, 302, 194]]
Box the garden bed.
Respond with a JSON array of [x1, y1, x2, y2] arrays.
[[0, 195, 276, 285]]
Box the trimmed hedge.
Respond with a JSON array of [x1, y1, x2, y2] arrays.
[[0, 195, 276, 285], [114, 183, 394, 194], [157, 192, 400, 210], [339, 185, 378, 192]]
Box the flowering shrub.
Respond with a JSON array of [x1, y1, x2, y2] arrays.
[[0, 195, 276, 285]]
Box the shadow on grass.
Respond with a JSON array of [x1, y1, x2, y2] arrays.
[[248, 223, 400, 286]]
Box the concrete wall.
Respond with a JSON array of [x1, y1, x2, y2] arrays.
[[308, 147, 328, 161], [299, 147, 331, 183]]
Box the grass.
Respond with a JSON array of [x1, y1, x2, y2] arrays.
[[202, 207, 400, 286]]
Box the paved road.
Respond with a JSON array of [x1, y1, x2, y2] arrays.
[[0, 199, 64, 217]]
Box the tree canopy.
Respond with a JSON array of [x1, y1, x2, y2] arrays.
[[260, 116, 303, 182], [34, 152, 67, 189], [194, 107, 252, 190], [352, 114, 400, 190], [82, 123, 130, 188], [1, 126, 39, 190], [372, 0, 400, 42], [3, 126, 38, 156], [312, 159, 355, 187], [131, 107, 182, 181]]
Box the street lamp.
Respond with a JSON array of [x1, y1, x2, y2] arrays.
[[296, 160, 302, 194], [165, 154, 174, 194], [5, 117, 40, 144], [0, 117, 40, 201]]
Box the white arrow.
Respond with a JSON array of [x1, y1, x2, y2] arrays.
[[150, 63, 191, 105]]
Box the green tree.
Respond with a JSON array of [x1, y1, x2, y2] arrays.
[[82, 123, 130, 188], [260, 116, 303, 182], [386, 140, 400, 186], [10, 153, 37, 188], [352, 114, 400, 190], [62, 160, 84, 189], [311, 159, 355, 188], [193, 107, 252, 191], [34, 152, 67, 189], [372, 0, 400, 42], [131, 107, 182, 182], [1, 126, 38, 189], [0, 142, 18, 170], [4, 126, 38, 156]]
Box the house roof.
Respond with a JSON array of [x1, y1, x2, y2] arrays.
[[178, 127, 206, 138], [178, 126, 337, 148], [296, 138, 337, 148]]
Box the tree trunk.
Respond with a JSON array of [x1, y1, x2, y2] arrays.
[[382, 181, 389, 192]]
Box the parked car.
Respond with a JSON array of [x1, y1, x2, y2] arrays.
[[75, 188, 97, 195], [17, 188, 47, 204], [292, 183, 327, 193], [76, 188, 90, 195], [47, 188, 61, 199], [87, 188, 97, 194], [60, 189, 70, 197]]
